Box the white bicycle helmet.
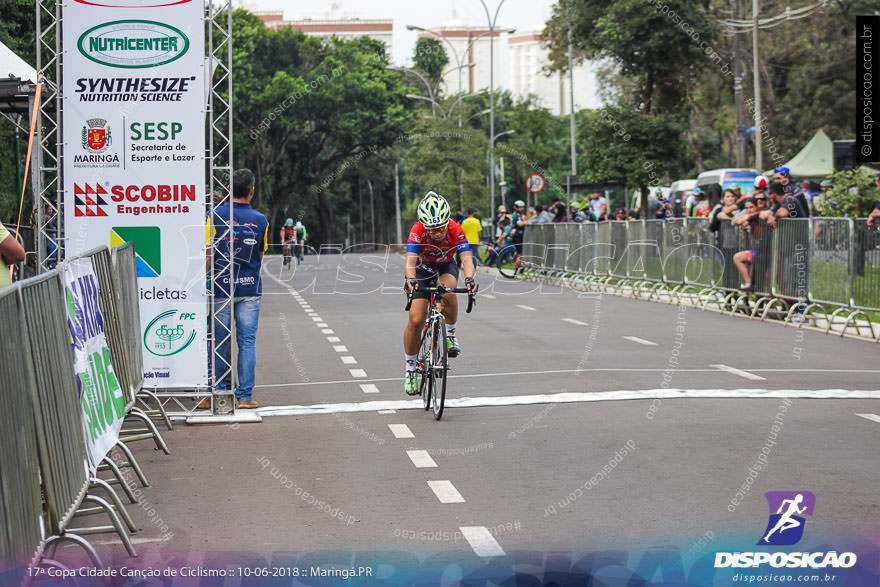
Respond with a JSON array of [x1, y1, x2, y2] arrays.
[[417, 191, 451, 228]]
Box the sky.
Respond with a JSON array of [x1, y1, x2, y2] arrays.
[[244, 0, 559, 67]]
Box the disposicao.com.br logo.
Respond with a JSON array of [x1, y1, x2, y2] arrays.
[[715, 491, 858, 570]]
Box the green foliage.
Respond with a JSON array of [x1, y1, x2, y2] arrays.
[[579, 106, 687, 192], [814, 169, 880, 219], [412, 38, 449, 89]]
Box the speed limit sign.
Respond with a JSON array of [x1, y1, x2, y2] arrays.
[[526, 173, 545, 194]]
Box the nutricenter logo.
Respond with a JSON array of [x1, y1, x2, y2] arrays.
[[78, 20, 189, 69], [74, 0, 193, 6], [714, 491, 857, 570]]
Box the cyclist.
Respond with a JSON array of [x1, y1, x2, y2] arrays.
[[509, 200, 528, 272], [403, 191, 477, 395], [294, 221, 307, 262], [280, 218, 296, 266]]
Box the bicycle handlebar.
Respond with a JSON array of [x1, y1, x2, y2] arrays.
[[404, 284, 477, 314]]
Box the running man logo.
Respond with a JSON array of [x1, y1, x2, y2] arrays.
[[110, 226, 161, 277], [757, 491, 816, 546]]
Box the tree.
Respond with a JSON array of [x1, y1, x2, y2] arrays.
[[543, 0, 719, 114], [412, 37, 449, 93], [579, 106, 686, 216]]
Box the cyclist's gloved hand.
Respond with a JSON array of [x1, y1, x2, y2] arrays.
[[405, 278, 419, 292], [465, 277, 477, 294]]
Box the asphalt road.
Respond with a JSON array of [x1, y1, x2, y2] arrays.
[[61, 251, 880, 585]]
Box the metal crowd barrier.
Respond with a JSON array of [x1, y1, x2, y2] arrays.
[[522, 218, 880, 340], [0, 242, 179, 574]]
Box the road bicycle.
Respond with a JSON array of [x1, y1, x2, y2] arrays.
[[479, 242, 521, 279], [404, 284, 476, 420]]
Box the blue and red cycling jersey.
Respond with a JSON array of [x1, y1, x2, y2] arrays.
[[406, 221, 470, 269]]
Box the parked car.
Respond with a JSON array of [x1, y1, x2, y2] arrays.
[[696, 168, 757, 194]]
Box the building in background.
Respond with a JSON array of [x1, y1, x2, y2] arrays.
[[255, 9, 393, 56], [508, 32, 599, 115], [415, 25, 505, 97]]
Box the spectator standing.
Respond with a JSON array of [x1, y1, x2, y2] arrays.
[[460, 210, 483, 264], [773, 167, 810, 215], [588, 192, 608, 221], [0, 224, 26, 288], [568, 201, 587, 222], [761, 181, 808, 228], [208, 169, 269, 409], [869, 173, 880, 228], [528, 205, 553, 225], [613, 208, 627, 220], [551, 202, 568, 223], [732, 197, 762, 290]]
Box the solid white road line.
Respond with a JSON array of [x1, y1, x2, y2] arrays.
[[333, 345, 349, 352], [459, 526, 506, 557], [341, 356, 357, 365], [377, 409, 397, 414], [349, 369, 367, 378], [406, 450, 438, 468], [247, 388, 880, 418], [360, 384, 380, 394], [254, 368, 880, 389], [623, 336, 658, 346], [327, 336, 341, 342], [427, 480, 465, 503], [562, 318, 588, 326], [515, 304, 536, 311], [856, 413, 880, 424], [388, 424, 414, 438], [710, 364, 767, 381]]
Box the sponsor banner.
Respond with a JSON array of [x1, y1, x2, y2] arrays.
[[62, 0, 207, 386], [64, 257, 124, 472]]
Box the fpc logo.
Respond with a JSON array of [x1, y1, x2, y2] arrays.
[[758, 491, 816, 546]]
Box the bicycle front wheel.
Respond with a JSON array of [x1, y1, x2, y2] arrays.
[[431, 315, 448, 420], [418, 324, 432, 410]]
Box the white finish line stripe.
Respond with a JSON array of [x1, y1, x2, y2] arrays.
[[311, 316, 322, 322], [428, 480, 465, 503], [562, 318, 588, 326], [623, 336, 657, 346], [406, 450, 438, 468], [516, 304, 536, 311], [360, 384, 380, 394], [247, 389, 880, 418], [317, 323, 329, 328], [856, 413, 880, 424], [710, 364, 767, 381], [460, 526, 506, 557], [388, 424, 414, 438]]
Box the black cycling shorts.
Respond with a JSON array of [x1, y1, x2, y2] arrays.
[[410, 261, 459, 300]]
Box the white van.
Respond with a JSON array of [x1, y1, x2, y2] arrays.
[[629, 186, 671, 211], [668, 179, 696, 216], [695, 168, 757, 194]]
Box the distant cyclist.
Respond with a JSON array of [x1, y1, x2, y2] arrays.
[[403, 192, 477, 395], [280, 218, 296, 266], [294, 221, 307, 263]]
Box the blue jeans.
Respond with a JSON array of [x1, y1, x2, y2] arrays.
[[470, 244, 480, 265], [213, 296, 261, 401]]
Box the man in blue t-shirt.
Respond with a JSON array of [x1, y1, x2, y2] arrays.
[[208, 168, 269, 409]]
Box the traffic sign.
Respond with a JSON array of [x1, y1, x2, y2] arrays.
[[526, 173, 545, 194]]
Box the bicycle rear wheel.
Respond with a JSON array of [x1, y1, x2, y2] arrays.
[[431, 315, 448, 420], [497, 246, 519, 279], [418, 324, 432, 410]]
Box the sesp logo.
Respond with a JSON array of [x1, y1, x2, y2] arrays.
[[144, 309, 197, 357], [758, 491, 816, 546]]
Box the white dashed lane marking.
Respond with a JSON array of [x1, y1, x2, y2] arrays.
[[378, 410, 396, 414], [856, 413, 880, 424], [311, 317, 322, 322], [388, 424, 414, 438], [623, 336, 658, 346], [459, 526, 506, 557], [360, 384, 380, 394], [341, 356, 357, 365], [481, 294, 496, 299], [710, 364, 767, 381], [327, 336, 341, 342], [349, 369, 367, 378], [406, 450, 438, 468], [317, 322, 329, 328], [515, 304, 536, 311], [322, 329, 335, 335], [562, 318, 588, 326], [333, 345, 348, 352], [427, 480, 465, 503]]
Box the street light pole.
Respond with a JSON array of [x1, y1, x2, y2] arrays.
[[478, 0, 509, 223], [568, 23, 577, 197], [752, 0, 762, 172]]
